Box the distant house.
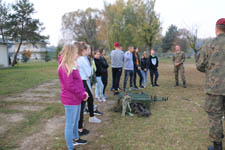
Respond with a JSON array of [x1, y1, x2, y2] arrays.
[[0, 42, 9, 68], [8, 41, 48, 60]]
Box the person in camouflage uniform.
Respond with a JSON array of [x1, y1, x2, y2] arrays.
[[195, 18, 225, 150], [172, 45, 186, 88]]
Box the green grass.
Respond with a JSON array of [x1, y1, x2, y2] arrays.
[[0, 59, 216, 150], [0, 103, 64, 150], [0, 61, 58, 96]]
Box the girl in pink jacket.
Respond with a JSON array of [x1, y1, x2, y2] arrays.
[[58, 44, 88, 150]]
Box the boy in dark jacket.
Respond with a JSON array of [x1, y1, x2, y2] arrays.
[[149, 49, 159, 87]]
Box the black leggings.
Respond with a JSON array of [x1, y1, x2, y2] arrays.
[[101, 72, 108, 94], [79, 80, 94, 129]]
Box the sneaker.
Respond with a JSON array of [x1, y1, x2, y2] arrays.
[[83, 108, 89, 115], [96, 97, 102, 102], [110, 88, 115, 91], [89, 116, 101, 123], [94, 109, 103, 116], [73, 138, 87, 146], [155, 83, 159, 86], [140, 85, 144, 88], [79, 128, 89, 136], [101, 97, 106, 102]]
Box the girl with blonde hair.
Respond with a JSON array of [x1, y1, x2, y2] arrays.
[[58, 44, 88, 150]]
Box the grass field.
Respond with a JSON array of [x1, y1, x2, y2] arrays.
[[0, 61, 58, 96], [0, 59, 220, 150]]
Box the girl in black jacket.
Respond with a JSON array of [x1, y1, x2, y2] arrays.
[[100, 49, 109, 98], [94, 50, 106, 102], [133, 47, 144, 88], [140, 51, 149, 88]]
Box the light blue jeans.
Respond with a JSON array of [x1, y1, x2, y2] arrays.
[[95, 76, 104, 98], [64, 105, 81, 150], [141, 70, 148, 87]]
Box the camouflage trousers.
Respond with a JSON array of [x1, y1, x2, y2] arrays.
[[205, 94, 225, 142], [174, 64, 186, 84]]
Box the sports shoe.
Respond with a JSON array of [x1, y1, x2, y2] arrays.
[[73, 138, 87, 146], [96, 97, 102, 102], [83, 108, 89, 115], [89, 116, 101, 123], [94, 109, 103, 116], [140, 85, 144, 88], [79, 128, 89, 136], [101, 97, 106, 102]]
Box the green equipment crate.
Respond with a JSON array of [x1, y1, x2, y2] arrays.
[[118, 92, 168, 111]]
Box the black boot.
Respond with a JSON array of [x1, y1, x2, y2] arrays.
[[154, 81, 159, 86], [208, 142, 222, 150], [174, 81, 179, 87], [183, 81, 187, 88]]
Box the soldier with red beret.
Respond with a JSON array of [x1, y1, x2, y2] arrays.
[[195, 18, 225, 150]]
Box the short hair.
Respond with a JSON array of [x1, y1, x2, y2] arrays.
[[128, 46, 133, 50], [217, 24, 225, 33]]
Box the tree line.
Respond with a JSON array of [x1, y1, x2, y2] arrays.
[[0, 0, 48, 67], [60, 0, 206, 54]]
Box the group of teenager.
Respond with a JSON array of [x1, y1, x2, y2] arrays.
[[58, 42, 109, 150], [111, 42, 159, 95]]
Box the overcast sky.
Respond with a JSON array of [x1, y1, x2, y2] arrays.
[[5, 0, 225, 46]]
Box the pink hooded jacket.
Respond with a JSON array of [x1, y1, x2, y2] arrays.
[[58, 65, 86, 105]]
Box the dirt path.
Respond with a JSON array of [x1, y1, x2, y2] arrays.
[[0, 79, 116, 150]]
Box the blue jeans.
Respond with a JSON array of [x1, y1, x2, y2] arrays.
[[123, 70, 134, 89], [64, 105, 81, 150], [95, 76, 104, 98], [141, 70, 148, 87]]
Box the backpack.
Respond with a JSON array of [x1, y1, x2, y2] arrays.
[[131, 102, 151, 117]]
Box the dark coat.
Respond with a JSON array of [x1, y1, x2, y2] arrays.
[[141, 57, 149, 70], [94, 58, 104, 77], [133, 52, 141, 68], [100, 56, 109, 73], [149, 55, 159, 71]]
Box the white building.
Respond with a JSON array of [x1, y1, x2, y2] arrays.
[[0, 42, 9, 68], [8, 41, 48, 60]]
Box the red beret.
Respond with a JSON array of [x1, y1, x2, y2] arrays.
[[114, 42, 120, 47], [216, 18, 225, 25]]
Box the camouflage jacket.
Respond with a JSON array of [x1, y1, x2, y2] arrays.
[[172, 51, 185, 66], [195, 33, 225, 95]]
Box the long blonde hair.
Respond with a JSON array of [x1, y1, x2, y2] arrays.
[[58, 44, 77, 76]]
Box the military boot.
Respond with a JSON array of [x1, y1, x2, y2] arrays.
[[208, 142, 222, 150], [183, 81, 187, 88]]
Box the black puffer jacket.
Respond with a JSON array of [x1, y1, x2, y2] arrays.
[[100, 56, 109, 73], [94, 58, 104, 77], [141, 57, 149, 70]]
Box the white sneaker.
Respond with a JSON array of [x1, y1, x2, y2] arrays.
[[96, 97, 102, 102], [89, 116, 101, 123], [101, 97, 106, 102]]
